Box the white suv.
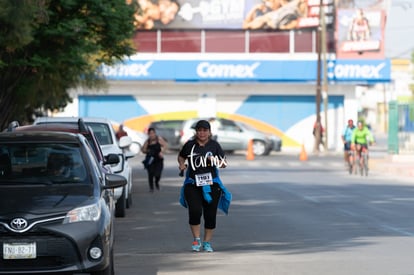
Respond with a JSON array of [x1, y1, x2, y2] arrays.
[[180, 118, 282, 156], [34, 117, 137, 217]]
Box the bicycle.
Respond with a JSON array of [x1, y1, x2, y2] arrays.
[[356, 145, 369, 177], [347, 149, 356, 175]]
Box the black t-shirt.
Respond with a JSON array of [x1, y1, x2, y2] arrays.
[[179, 138, 226, 180]]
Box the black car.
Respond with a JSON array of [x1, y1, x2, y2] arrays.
[[0, 131, 126, 274], [8, 119, 120, 180], [148, 120, 185, 150]]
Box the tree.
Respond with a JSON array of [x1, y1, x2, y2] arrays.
[[0, 0, 138, 129]]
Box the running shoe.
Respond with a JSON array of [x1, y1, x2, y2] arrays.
[[202, 241, 214, 252], [192, 238, 201, 252]]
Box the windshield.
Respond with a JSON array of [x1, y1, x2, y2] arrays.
[[0, 143, 87, 184], [35, 121, 114, 146], [239, 122, 257, 131], [85, 123, 113, 146]]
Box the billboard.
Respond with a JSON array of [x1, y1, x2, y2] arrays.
[[335, 0, 388, 59], [132, 0, 334, 30]]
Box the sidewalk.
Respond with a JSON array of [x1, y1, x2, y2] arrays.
[[370, 154, 414, 179], [368, 132, 414, 179]]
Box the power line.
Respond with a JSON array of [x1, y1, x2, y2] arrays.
[[389, 47, 414, 59]]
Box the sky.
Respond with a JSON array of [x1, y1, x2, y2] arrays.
[[385, 0, 414, 59]]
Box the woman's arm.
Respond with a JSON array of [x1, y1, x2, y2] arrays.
[[158, 136, 168, 152], [177, 155, 187, 171], [141, 140, 149, 154]]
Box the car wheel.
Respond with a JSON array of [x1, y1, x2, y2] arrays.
[[126, 189, 132, 208], [90, 248, 114, 275], [126, 173, 132, 208], [115, 187, 126, 218], [252, 140, 266, 156]]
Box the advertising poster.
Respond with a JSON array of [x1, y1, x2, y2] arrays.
[[131, 0, 334, 31], [335, 0, 388, 59]]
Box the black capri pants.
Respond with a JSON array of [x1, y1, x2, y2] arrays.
[[184, 182, 222, 229]]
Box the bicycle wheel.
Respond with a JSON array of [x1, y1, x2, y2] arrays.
[[363, 153, 369, 176], [357, 154, 364, 176], [348, 155, 355, 175]]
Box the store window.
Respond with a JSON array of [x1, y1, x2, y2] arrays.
[[205, 31, 245, 53], [249, 32, 289, 53], [294, 31, 314, 53], [133, 32, 157, 52], [133, 30, 322, 54], [161, 31, 201, 52]]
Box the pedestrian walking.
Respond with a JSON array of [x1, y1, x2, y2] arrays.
[[116, 124, 128, 140], [178, 119, 232, 252], [142, 127, 167, 192], [313, 120, 325, 152]]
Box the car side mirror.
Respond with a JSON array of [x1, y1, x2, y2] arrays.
[[104, 153, 120, 165], [119, 136, 132, 148], [104, 174, 127, 189], [127, 142, 141, 156], [124, 142, 139, 159]]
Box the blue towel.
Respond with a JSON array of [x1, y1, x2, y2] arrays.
[[179, 169, 232, 215]]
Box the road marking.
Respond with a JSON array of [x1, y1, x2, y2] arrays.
[[380, 224, 414, 236]]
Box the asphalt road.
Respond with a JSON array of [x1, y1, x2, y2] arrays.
[[113, 151, 414, 275]]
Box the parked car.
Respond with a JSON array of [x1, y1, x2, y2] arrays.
[[8, 119, 122, 174], [34, 117, 137, 218], [0, 130, 126, 274], [147, 120, 185, 150], [180, 118, 282, 156]]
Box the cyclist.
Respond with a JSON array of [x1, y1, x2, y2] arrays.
[[351, 121, 375, 174], [342, 119, 356, 172]]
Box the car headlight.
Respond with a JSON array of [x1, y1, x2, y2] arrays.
[[63, 203, 101, 223]]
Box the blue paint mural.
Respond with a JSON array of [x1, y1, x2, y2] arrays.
[[235, 95, 344, 131], [79, 95, 146, 123]]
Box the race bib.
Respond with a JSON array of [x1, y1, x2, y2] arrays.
[[195, 173, 213, 187]]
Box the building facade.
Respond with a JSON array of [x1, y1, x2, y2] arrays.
[[64, 0, 393, 152]]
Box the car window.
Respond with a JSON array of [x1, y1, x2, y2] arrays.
[[151, 120, 184, 132], [83, 139, 103, 181], [220, 119, 240, 132], [160, 121, 184, 129], [239, 122, 256, 131], [0, 143, 87, 184], [83, 132, 104, 162], [86, 123, 114, 146]]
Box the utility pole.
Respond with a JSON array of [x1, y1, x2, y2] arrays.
[[313, 0, 323, 153], [321, 1, 328, 151]]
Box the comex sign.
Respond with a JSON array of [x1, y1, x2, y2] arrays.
[[327, 60, 389, 81], [196, 62, 260, 78], [100, 59, 389, 82], [101, 61, 153, 78], [101, 61, 260, 79]]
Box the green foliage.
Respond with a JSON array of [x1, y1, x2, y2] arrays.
[[0, 0, 138, 129]]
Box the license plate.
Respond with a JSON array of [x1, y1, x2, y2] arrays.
[[3, 242, 36, 259]]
